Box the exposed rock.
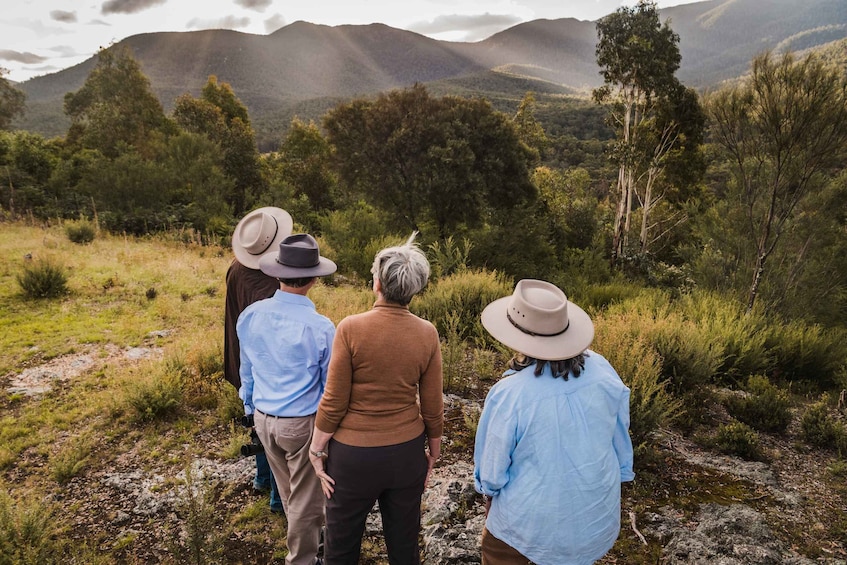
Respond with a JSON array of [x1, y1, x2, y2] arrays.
[[656, 503, 828, 564]]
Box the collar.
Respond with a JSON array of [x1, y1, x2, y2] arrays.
[[373, 296, 409, 310], [272, 289, 316, 309]]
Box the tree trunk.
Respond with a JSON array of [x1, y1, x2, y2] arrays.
[[746, 253, 766, 313]]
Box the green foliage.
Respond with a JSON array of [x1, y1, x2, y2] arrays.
[[49, 435, 93, 485], [324, 84, 536, 238], [166, 465, 225, 565], [173, 76, 263, 216], [706, 50, 847, 312], [317, 202, 395, 281], [0, 489, 59, 565], [800, 402, 847, 454], [63, 46, 172, 158], [714, 422, 764, 461], [428, 236, 473, 279], [412, 269, 513, 342], [123, 367, 183, 422], [64, 218, 96, 244], [765, 322, 847, 388], [593, 327, 682, 452], [0, 67, 26, 130], [723, 375, 792, 434], [16, 259, 69, 300]]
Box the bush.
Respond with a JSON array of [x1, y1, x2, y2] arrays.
[[16, 259, 69, 299], [766, 322, 847, 389], [593, 324, 682, 452], [724, 375, 792, 434], [318, 202, 395, 281], [412, 269, 512, 343], [800, 401, 847, 454], [64, 219, 96, 244], [714, 422, 764, 461], [123, 368, 183, 422], [0, 489, 60, 564]]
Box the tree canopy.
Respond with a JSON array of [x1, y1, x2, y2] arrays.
[[63, 46, 172, 158], [323, 84, 536, 239], [706, 50, 847, 312], [0, 68, 26, 130]]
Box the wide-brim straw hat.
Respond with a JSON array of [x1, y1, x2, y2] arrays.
[[481, 279, 594, 361], [232, 207, 294, 269], [258, 233, 337, 279]]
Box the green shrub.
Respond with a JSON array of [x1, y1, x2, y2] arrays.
[[678, 292, 773, 382], [0, 489, 60, 564], [800, 402, 847, 453], [714, 422, 764, 461], [166, 464, 225, 564], [123, 370, 183, 422], [64, 219, 96, 244], [49, 436, 93, 485], [766, 322, 847, 389], [594, 323, 682, 452], [724, 375, 792, 434], [16, 259, 69, 299], [428, 236, 473, 279], [412, 269, 512, 343], [318, 202, 395, 281]]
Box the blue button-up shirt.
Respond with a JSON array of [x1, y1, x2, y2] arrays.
[[474, 351, 635, 565], [237, 289, 335, 417]]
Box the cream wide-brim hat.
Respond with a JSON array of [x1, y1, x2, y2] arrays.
[[481, 279, 594, 361], [231, 207, 294, 269]]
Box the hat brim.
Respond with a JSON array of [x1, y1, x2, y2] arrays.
[[258, 254, 337, 279], [232, 207, 294, 270], [481, 296, 594, 361]]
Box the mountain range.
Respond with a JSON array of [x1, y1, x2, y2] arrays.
[[13, 0, 847, 145]]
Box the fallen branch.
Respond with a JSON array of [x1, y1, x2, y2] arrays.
[[629, 510, 648, 545]]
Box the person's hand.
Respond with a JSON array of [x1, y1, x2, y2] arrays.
[[308, 448, 335, 499], [425, 451, 438, 488]]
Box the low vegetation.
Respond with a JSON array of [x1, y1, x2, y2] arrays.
[[1, 223, 845, 563]]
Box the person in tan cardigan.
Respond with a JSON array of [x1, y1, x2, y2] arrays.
[[308, 233, 443, 565]]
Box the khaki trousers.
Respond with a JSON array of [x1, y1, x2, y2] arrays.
[[481, 527, 533, 565], [255, 412, 324, 565]]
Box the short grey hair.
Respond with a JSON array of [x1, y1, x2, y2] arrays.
[[371, 232, 430, 305]]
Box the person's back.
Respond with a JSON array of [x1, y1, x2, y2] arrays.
[[238, 233, 337, 565], [317, 302, 441, 447], [476, 352, 632, 564]]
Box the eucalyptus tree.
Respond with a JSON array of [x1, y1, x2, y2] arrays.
[[594, 0, 682, 264], [173, 76, 263, 216], [0, 67, 26, 130], [706, 50, 847, 312], [64, 46, 172, 158], [323, 84, 535, 239]]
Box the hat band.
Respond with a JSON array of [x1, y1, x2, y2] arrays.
[[251, 216, 279, 255], [507, 311, 569, 337]]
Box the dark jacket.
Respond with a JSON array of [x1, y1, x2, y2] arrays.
[[223, 259, 279, 389]]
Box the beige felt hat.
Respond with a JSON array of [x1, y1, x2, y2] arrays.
[[481, 279, 594, 361], [231, 207, 293, 269]]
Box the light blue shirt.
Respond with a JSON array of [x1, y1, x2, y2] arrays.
[[474, 351, 635, 565], [237, 289, 335, 417]]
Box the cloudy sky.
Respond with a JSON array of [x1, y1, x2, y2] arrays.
[[2, 0, 703, 83]]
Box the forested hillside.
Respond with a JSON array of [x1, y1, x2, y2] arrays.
[[11, 0, 847, 144]]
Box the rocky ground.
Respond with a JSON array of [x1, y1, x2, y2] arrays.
[[3, 347, 847, 564]]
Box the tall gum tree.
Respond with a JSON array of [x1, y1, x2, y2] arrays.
[[706, 50, 847, 313], [594, 0, 682, 264], [63, 46, 171, 159]]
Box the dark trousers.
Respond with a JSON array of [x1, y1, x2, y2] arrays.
[[324, 434, 428, 565]]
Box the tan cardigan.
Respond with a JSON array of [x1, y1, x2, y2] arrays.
[[315, 298, 444, 447]]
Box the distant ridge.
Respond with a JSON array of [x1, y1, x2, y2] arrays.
[[13, 0, 847, 142]]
